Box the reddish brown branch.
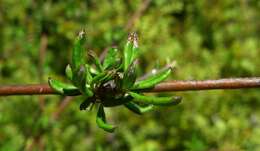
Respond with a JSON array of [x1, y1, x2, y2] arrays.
[[144, 77, 260, 92], [0, 84, 56, 96], [0, 77, 260, 96]]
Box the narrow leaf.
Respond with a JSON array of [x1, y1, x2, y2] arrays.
[[83, 65, 94, 97], [63, 88, 81, 96], [48, 78, 79, 95], [72, 65, 94, 97], [122, 60, 137, 89], [132, 66, 173, 90], [99, 72, 114, 84], [80, 97, 93, 110], [102, 95, 132, 107], [128, 92, 182, 106], [88, 51, 103, 72], [65, 64, 73, 81], [124, 102, 153, 115], [130, 32, 139, 64], [91, 72, 107, 88], [84, 84, 94, 97], [85, 65, 93, 84], [103, 47, 120, 69], [86, 64, 99, 75], [72, 65, 86, 92], [123, 33, 134, 71], [96, 104, 116, 133], [72, 31, 86, 73]]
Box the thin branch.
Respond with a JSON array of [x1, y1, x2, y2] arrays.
[[38, 34, 48, 82], [125, 0, 151, 31], [38, 34, 48, 111], [142, 77, 260, 92], [0, 84, 56, 96], [51, 96, 73, 120], [0, 77, 260, 96]]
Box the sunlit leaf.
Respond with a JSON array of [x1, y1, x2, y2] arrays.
[[65, 64, 73, 81], [123, 33, 134, 71], [132, 64, 174, 90], [72, 31, 86, 74], [48, 78, 79, 95], [124, 102, 153, 115], [88, 51, 103, 72], [103, 47, 120, 69], [96, 104, 116, 133], [122, 60, 137, 89], [129, 92, 182, 106]]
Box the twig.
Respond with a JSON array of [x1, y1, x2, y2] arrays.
[[99, 47, 109, 62], [51, 96, 73, 120], [0, 84, 55, 96], [38, 34, 48, 81], [125, 0, 151, 31], [1, 77, 260, 96], [38, 34, 48, 110], [142, 78, 260, 92]]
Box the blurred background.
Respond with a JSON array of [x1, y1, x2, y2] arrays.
[[0, 0, 260, 150]]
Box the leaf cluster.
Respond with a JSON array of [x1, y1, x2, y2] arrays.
[[48, 31, 181, 132]]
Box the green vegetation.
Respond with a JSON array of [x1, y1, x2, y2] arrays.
[[49, 31, 180, 132], [0, 0, 259, 150]]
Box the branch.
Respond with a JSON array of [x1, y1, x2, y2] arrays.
[[0, 84, 56, 96], [51, 96, 73, 120], [38, 34, 48, 111], [142, 77, 260, 92], [0, 77, 260, 96], [125, 0, 151, 31]]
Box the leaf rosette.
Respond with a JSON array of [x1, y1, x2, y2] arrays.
[[48, 31, 181, 132]]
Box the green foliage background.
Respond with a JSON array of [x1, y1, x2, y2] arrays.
[[0, 0, 260, 150]]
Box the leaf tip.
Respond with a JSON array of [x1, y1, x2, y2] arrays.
[[171, 96, 182, 105], [127, 32, 138, 45], [167, 61, 177, 71], [132, 32, 138, 48], [48, 77, 52, 83], [78, 30, 86, 39]]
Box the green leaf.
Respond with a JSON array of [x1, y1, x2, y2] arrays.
[[85, 64, 100, 75], [130, 32, 139, 64], [85, 65, 93, 84], [132, 66, 173, 90], [88, 51, 103, 72], [128, 92, 182, 106], [96, 104, 116, 133], [91, 71, 116, 88], [72, 65, 94, 97], [123, 33, 134, 71], [79, 97, 93, 110], [122, 60, 137, 89], [84, 84, 94, 97], [99, 72, 115, 84], [83, 65, 94, 97], [72, 31, 86, 74], [123, 32, 139, 72], [91, 72, 107, 88], [102, 95, 132, 107], [48, 78, 80, 95], [63, 88, 81, 96], [72, 65, 87, 92], [65, 64, 73, 81], [103, 47, 120, 69], [124, 102, 153, 115]]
